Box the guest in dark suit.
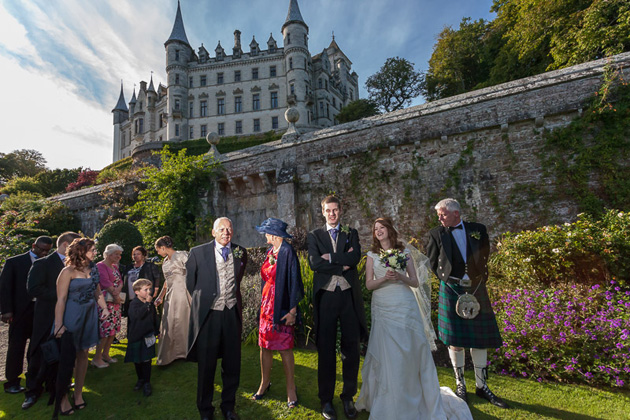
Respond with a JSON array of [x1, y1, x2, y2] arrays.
[[426, 198, 508, 409], [122, 246, 162, 316], [0, 236, 52, 394], [186, 217, 247, 420], [22, 232, 80, 409], [307, 196, 367, 420]]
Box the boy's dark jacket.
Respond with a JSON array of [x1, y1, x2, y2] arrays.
[[127, 298, 159, 343]]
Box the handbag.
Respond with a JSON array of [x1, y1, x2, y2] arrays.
[[40, 327, 64, 364]]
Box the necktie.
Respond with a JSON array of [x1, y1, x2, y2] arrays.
[[449, 225, 463, 232], [221, 246, 229, 262], [329, 228, 338, 242]]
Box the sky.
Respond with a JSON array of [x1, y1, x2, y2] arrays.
[[0, 0, 495, 170]]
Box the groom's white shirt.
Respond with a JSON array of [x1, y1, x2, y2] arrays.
[[322, 223, 351, 292]]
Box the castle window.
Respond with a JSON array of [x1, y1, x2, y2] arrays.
[[289, 58, 293, 69], [218, 73, 224, 84], [319, 101, 324, 116], [252, 94, 260, 111], [175, 50, 180, 61], [200, 75, 207, 86], [139, 101, 143, 111], [234, 70, 241, 82], [235, 120, 242, 134], [304, 59, 307, 68], [325, 80, 328, 90], [272, 116, 278, 129], [318, 79, 322, 89], [327, 104, 330, 118], [270, 92, 278, 109], [218, 122, 225, 135], [201, 124, 207, 137], [189, 77, 193, 87], [333, 97, 336, 108], [304, 34, 307, 45], [159, 114, 164, 128], [175, 99, 180, 110], [252, 68, 259, 80], [217, 98, 225, 115], [287, 33, 291, 44], [290, 84, 295, 95], [200, 100, 207, 117], [253, 119, 260, 132], [189, 102, 194, 117], [235, 96, 242, 113], [270, 65, 277, 77], [175, 123, 180, 136], [189, 126, 194, 139], [175, 74, 180, 85], [349, 89, 353, 101]]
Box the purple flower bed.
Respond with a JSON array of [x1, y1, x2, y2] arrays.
[[491, 280, 629, 388]]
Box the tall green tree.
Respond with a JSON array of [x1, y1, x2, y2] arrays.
[[335, 99, 380, 123], [0, 149, 47, 183], [365, 57, 424, 112], [127, 147, 220, 249], [423, 18, 493, 101]]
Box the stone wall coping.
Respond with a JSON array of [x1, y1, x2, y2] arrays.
[[49, 180, 125, 201], [220, 52, 630, 164]]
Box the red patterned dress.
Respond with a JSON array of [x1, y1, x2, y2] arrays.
[[258, 248, 295, 350]]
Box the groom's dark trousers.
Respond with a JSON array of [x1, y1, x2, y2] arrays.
[[317, 287, 361, 402]]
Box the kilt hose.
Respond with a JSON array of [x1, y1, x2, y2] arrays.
[[437, 280, 503, 349]]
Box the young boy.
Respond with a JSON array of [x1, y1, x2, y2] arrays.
[[124, 278, 159, 396]]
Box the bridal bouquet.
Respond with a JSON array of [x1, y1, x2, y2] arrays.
[[379, 248, 409, 271]]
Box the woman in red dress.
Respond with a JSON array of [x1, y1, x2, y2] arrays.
[[252, 218, 304, 408]]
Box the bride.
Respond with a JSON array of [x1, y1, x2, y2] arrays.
[[356, 217, 472, 420]]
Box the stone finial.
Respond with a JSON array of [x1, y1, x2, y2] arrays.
[[206, 132, 221, 158], [282, 107, 300, 142]]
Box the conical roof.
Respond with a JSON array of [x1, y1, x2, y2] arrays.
[[165, 1, 190, 46], [148, 75, 156, 93], [282, 0, 307, 31], [112, 82, 128, 112], [129, 88, 137, 104]]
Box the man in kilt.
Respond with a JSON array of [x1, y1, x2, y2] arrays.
[[427, 198, 508, 408]]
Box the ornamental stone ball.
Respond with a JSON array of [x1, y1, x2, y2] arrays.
[[206, 132, 220, 145], [285, 107, 300, 124]]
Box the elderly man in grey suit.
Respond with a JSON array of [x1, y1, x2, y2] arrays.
[[186, 217, 248, 420]]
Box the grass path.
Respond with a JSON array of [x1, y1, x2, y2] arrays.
[[1, 344, 628, 419]]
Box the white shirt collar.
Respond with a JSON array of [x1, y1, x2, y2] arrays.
[[57, 252, 66, 261], [215, 241, 231, 251], [326, 223, 340, 231]]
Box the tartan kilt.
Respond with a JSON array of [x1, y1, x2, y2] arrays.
[[438, 281, 503, 349]]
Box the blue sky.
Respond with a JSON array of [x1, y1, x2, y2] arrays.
[[0, 0, 495, 170]]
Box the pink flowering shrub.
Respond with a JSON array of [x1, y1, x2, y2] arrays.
[[491, 281, 630, 388]]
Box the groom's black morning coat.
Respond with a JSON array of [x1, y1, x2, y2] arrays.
[[307, 226, 368, 341]]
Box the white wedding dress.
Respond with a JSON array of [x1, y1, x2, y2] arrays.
[[356, 250, 472, 420]]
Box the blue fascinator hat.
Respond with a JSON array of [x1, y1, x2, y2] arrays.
[[255, 218, 292, 239]]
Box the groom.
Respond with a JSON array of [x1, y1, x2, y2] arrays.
[[308, 195, 367, 420], [186, 217, 247, 420], [426, 198, 508, 409]]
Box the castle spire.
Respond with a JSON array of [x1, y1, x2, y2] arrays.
[[282, 0, 307, 31], [165, 1, 190, 46], [130, 87, 137, 104], [148, 73, 156, 92], [112, 81, 128, 112]]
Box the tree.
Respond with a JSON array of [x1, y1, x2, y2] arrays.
[[127, 147, 220, 249], [365, 57, 424, 113], [422, 18, 493, 101], [95, 219, 143, 266], [65, 169, 99, 192], [0, 149, 47, 183], [335, 99, 380, 123]]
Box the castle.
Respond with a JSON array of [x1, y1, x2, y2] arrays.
[[111, 0, 360, 162]]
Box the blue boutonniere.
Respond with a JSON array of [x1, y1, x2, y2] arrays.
[[232, 247, 243, 259], [469, 231, 481, 240]]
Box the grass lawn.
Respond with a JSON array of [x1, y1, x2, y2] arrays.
[[1, 343, 628, 419]]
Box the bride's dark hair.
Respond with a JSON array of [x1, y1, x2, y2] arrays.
[[370, 217, 405, 253]]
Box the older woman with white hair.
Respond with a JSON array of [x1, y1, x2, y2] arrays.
[[92, 243, 124, 368]]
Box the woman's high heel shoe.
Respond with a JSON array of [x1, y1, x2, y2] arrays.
[[287, 387, 298, 409], [251, 383, 271, 400]]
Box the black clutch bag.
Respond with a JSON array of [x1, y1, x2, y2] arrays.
[[40, 329, 62, 364]]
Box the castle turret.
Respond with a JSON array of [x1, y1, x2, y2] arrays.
[[281, 0, 312, 129], [164, 0, 192, 140], [112, 82, 129, 162]]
